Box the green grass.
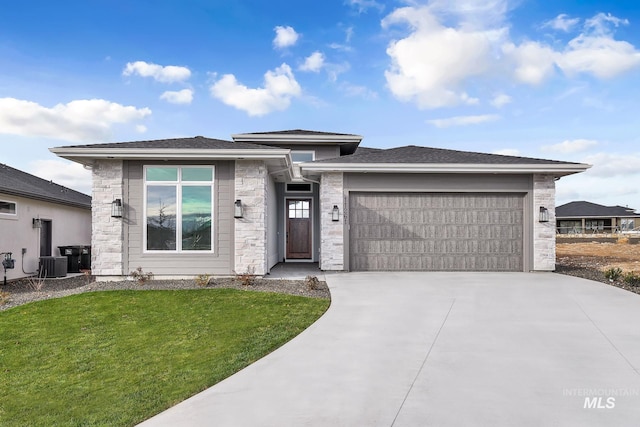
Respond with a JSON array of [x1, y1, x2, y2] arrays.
[[0, 289, 329, 426]]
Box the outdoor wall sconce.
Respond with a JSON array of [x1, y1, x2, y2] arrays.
[[234, 200, 243, 218], [539, 206, 549, 223], [332, 205, 340, 222], [111, 199, 123, 218], [32, 217, 42, 229]]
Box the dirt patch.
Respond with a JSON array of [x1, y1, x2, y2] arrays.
[[556, 241, 640, 272], [556, 240, 640, 296]]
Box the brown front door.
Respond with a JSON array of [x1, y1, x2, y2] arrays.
[[286, 199, 312, 259]]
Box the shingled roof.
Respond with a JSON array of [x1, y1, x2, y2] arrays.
[[310, 145, 581, 165], [57, 136, 278, 150], [0, 163, 91, 209], [556, 201, 640, 218]]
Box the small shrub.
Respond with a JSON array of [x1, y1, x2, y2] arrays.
[[623, 271, 640, 287], [195, 274, 211, 287], [234, 266, 256, 287], [0, 290, 10, 306], [304, 275, 321, 291], [129, 267, 154, 285], [81, 269, 94, 285], [603, 267, 623, 282], [27, 268, 47, 291]]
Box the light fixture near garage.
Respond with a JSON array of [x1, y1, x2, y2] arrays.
[[332, 205, 340, 222], [234, 200, 243, 218], [111, 199, 123, 218], [539, 206, 549, 223]]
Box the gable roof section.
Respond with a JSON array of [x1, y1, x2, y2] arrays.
[[302, 145, 590, 176], [556, 201, 640, 218], [51, 136, 294, 181], [0, 163, 91, 209]]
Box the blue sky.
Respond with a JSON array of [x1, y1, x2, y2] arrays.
[[1, 0, 640, 209]]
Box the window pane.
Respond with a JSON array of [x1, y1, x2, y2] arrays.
[[147, 186, 177, 250], [0, 201, 16, 214], [147, 167, 178, 181], [182, 168, 213, 181], [182, 186, 212, 250], [291, 152, 314, 163]]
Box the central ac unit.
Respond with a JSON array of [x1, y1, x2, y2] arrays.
[[39, 256, 68, 278]]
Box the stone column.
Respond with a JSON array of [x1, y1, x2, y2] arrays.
[[533, 174, 556, 271], [234, 161, 268, 275], [91, 160, 124, 277], [319, 172, 344, 270]]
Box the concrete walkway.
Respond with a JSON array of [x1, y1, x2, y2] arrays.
[[139, 273, 640, 427]]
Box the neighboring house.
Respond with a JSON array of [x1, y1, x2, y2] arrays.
[[50, 130, 590, 279], [556, 201, 640, 234], [0, 163, 91, 281]]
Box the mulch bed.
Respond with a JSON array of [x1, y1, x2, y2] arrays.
[[0, 275, 330, 312], [555, 264, 640, 296]]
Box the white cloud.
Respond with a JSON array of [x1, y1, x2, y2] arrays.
[[135, 125, 147, 133], [273, 26, 299, 49], [490, 93, 512, 108], [160, 89, 194, 104], [428, 0, 509, 29], [502, 41, 557, 85], [581, 152, 640, 178], [383, 6, 505, 109], [29, 159, 92, 195], [123, 61, 191, 83], [299, 51, 325, 72], [427, 114, 500, 128], [0, 98, 151, 142], [493, 148, 521, 156], [346, 0, 384, 14], [210, 64, 301, 116], [507, 12, 640, 83], [556, 34, 640, 79], [542, 14, 580, 32], [585, 13, 628, 35], [340, 82, 378, 100], [542, 139, 598, 154]]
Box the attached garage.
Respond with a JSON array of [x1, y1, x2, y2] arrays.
[[349, 192, 524, 271]]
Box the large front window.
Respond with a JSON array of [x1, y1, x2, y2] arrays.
[[145, 166, 214, 252]]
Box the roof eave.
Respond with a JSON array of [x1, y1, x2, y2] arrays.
[[50, 147, 291, 163], [301, 163, 591, 175], [232, 133, 363, 143], [0, 188, 91, 210]]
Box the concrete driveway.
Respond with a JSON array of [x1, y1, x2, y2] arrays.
[[139, 272, 640, 427]]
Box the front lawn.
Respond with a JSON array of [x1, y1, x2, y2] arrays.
[[0, 289, 329, 426]]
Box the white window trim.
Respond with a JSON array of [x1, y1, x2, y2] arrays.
[[0, 199, 17, 218], [143, 165, 215, 253], [291, 150, 315, 163]]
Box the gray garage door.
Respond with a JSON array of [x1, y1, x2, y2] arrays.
[[349, 193, 524, 271]]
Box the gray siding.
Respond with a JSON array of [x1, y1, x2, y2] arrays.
[[273, 144, 340, 161], [124, 160, 234, 276], [344, 173, 534, 271]]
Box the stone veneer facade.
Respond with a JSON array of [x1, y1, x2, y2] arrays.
[[319, 172, 344, 270], [533, 173, 556, 271], [234, 160, 268, 275], [91, 160, 124, 276]]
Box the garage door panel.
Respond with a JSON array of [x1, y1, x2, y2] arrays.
[[349, 193, 524, 272]]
